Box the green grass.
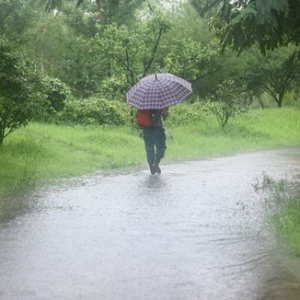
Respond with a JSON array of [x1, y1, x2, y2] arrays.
[[271, 197, 300, 256], [0, 124, 145, 194], [0, 107, 300, 198], [166, 107, 300, 160], [254, 173, 300, 256]]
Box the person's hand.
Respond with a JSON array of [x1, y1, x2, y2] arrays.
[[162, 107, 169, 120]]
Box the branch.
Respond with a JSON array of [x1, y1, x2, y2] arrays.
[[143, 23, 165, 76], [111, 51, 135, 85], [125, 48, 135, 85]]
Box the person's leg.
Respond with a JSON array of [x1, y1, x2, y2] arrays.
[[142, 128, 156, 174], [153, 127, 166, 173]]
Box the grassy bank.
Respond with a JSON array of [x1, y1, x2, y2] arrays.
[[254, 174, 300, 256], [0, 107, 300, 198], [272, 196, 300, 256]]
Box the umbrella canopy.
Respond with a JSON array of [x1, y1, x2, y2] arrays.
[[126, 73, 192, 109]]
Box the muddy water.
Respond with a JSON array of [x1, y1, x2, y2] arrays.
[[1, 148, 300, 300]]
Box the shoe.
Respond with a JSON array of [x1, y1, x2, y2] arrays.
[[149, 164, 156, 175], [153, 164, 161, 174]]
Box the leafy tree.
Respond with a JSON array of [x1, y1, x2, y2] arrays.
[[0, 37, 47, 145], [93, 14, 172, 94], [163, 36, 222, 98], [0, 0, 57, 34], [46, 78, 71, 112], [97, 0, 147, 25], [62, 4, 100, 38], [243, 46, 300, 107], [206, 79, 249, 128], [58, 36, 102, 98], [160, 2, 250, 99], [192, 0, 300, 54], [27, 13, 73, 78], [44, 0, 147, 25], [0, 0, 44, 43], [161, 3, 215, 81], [0, 0, 72, 79]]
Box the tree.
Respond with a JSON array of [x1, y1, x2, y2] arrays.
[[191, 0, 300, 54], [92, 14, 172, 94], [0, 0, 44, 43], [206, 79, 249, 128], [58, 35, 103, 98], [0, 37, 47, 146], [44, 0, 147, 25], [244, 46, 300, 107]]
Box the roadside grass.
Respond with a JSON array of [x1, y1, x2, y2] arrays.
[[271, 196, 300, 256], [166, 107, 300, 160], [0, 107, 300, 198], [0, 124, 144, 195], [254, 173, 300, 256]]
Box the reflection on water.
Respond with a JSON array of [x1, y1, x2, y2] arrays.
[[142, 174, 168, 189], [0, 188, 38, 223], [258, 273, 300, 300], [0, 148, 300, 300]]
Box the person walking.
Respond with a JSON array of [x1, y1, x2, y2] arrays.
[[126, 73, 192, 174], [142, 108, 169, 175]]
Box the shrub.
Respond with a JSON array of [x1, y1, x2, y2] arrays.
[[46, 78, 71, 112], [58, 97, 130, 126], [205, 80, 250, 128], [167, 102, 208, 126]]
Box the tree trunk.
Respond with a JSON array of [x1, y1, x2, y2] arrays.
[[0, 131, 4, 146], [278, 91, 284, 108]]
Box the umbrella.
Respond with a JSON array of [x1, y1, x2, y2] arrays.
[[126, 73, 192, 109]]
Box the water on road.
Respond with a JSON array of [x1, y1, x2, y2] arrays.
[[1, 148, 300, 300]]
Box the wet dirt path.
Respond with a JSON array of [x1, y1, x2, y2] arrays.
[[0, 148, 300, 300]]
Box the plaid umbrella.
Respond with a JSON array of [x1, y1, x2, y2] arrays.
[[126, 73, 192, 109]]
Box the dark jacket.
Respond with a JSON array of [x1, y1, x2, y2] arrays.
[[150, 108, 168, 127]]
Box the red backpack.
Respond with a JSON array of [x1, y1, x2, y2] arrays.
[[136, 109, 152, 127]]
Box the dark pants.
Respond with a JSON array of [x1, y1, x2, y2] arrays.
[[142, 127, 166, 167]]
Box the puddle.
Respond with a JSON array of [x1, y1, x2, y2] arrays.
[[0, 148, 300, 299]]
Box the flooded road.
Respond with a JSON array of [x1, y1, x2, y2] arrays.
[[1, 148, 300, 300]]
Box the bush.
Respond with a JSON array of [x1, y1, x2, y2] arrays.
[[58, 97, 130, 126], [46, 78, 71, 112], [167, 102, 208, 126], [205, 80, 250, 128], [254, 173, 300, 256], [0, 37, 47, 145]]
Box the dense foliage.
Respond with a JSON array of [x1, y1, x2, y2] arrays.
[[0, 37, 47, 145], [58, 97, 129, 125], [0, 0, 299, 144], [193, 0, 300, 54], [206, 80, 249, 128]]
